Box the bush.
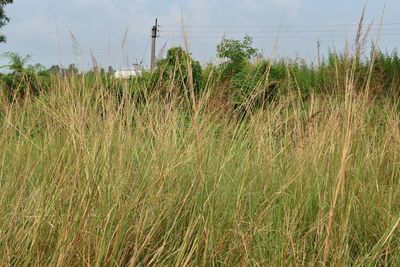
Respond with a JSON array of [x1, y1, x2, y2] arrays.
[[0, 52, 50, 101], [153, 47, 202, 99]]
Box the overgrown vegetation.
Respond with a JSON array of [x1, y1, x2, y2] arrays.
[[1, 31, 400, 265], [3, 36, 400, 111], [0, 52, 51, 101]]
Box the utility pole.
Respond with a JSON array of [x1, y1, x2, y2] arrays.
[[317, 39, 321, 68], [151, 18, 158, 70]]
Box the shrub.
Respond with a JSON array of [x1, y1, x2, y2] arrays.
[[0, 52, 50, 101], [154, 47, 202, 98]]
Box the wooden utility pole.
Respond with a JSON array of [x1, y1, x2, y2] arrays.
[[151, 18, 158, 70]]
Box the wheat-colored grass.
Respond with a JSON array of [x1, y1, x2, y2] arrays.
[[0, 66, 400, 266]]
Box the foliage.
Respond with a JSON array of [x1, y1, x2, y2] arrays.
[[2, 44, 400, 109], [231, 60, 269, 106], [286, 60, 324, 98], [217, 35, 258, 76], [154, 47, 202, 98], [0, 0, 13, 43], [0, 52, 50, 101], [216, 36, 271, 114], [370, 49, 400, 97], [113, 70, 154, 101]]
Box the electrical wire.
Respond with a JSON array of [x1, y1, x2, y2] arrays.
[[17, 22, 400, 61], [157, 22, 400, 43], [140, 36, 151, 65], [159, 22, 400, 29], [158, 33, 400, 39], [159, 28, 400, 34]]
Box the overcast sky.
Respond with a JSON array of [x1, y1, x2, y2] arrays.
[[1, 0, 400, 70]]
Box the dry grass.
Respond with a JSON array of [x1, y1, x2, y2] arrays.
[[1, 69, 400, 266]]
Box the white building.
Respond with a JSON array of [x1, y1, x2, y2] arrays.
[[114, 64, 144, 79]]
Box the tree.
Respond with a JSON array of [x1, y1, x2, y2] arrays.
[[1, 52, 50, 101], [49, 65, 61, 74], [217, 35, 258, 76], [216, 36, 276, 113], [2, 52, 30, 73], [67, 63, 78, 75], [155, 47, 202, 95], [0, 0, 13, 43]]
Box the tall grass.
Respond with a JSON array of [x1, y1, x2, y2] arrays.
[[1, 65, 400, 266]]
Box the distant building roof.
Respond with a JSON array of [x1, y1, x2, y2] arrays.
[[114, 64, 144, 79]]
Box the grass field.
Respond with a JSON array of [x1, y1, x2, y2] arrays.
[[1, 64, 400, 266]]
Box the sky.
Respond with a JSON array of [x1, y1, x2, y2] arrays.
[[1, 0, 400, 70]]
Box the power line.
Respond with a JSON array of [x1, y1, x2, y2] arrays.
[[158, 33, 400, 39], [16, 20, 400, 63], [140, 36, 151, 65], [160, 28, 400, 34], [159, 22, 400, 29], [158, 21, 400, 42]]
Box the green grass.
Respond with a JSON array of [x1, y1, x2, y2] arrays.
[[1, 69, 400, 266]]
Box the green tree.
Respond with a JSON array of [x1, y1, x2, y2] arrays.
[[217, 35, 258, 76], [0, 0, 13, 43], [1, 52, 50, 101], [155, 47, 202, 96], [49, 65, 61, 74]]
